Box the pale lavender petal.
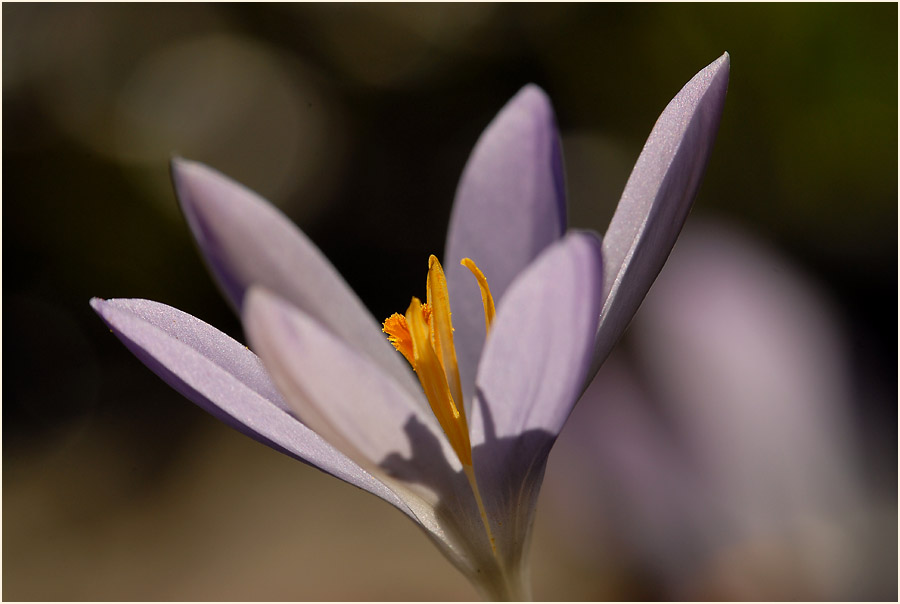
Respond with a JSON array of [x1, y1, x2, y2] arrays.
[[472, 232, 603, 440], [444, 85, 567, 405], [241, 287, 459, 489], [590, 53, 730, 377], [241, 287, 504, 579], [89, 297, 412, 516], [467, 231, 603, 567], [632, 222, 863, 534], [170, 158, 422, 403], [544, 358, 712, 584], [554, 221, 871, 598]]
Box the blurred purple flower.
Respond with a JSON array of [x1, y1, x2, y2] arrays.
[[92, 54, 728, 598], [544, 220, 889, 599]]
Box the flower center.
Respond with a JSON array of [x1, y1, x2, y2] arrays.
[[383, 255, 497, 552]]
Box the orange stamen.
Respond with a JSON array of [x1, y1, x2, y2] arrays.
[[384, 255, 498, 555]]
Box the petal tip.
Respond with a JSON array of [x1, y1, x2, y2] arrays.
[[90, 297, 121, 332], [705, 52, 731, 87], [170, 158, 200, 208], [242, 286, 269, 315], [683, 53, 730, 99], [90, 296, 122, 316], [169, 157, 232, 204], [89, 297, 111, 321], [516, 82, 549, 101], [569, 230, 605, 284], [242, 286, 283, 331], [169, 155, 203, 180], [91, 297, 138, 322], [508, 83, 554, 121], [577, 229, 605, 257], [714, 51, 730, 77]]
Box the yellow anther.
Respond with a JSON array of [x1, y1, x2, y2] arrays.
[[426, 255, 464, 411], [405, 297, 472, 466], [461, 258, 495, 333], [383, 304, 432, 369], [385, 255, 498, 556], [382, 313, 416, 368]]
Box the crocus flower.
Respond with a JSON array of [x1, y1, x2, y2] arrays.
[[544, 220, 887, 599], [91, 54, 729, 599]]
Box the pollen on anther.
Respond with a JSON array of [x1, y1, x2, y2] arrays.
[[383, 313, 415, 367], [383, 304, 432, 368]]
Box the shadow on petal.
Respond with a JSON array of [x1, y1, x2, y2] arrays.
[[378, 395, 555, 597], [473, 387, 556, 574]]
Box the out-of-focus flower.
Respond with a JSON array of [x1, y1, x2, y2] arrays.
[[91, 54, 728, 598], [544, 219, 888, 600]]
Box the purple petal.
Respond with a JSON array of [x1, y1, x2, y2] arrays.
[[90, 297, 411, 517], [467, 231, 603, 566], [444, 85, 567, 405], [632, 221, 861, 516], [472, 231, 603, 442], [170, 158, 422, 403], [241, 288, 458, 484], [241, 288, 507, 577], [630, 222, 875, 598], [552, 222, 871, 597], [590, 53, 730, 377], [544, 359, 709, 580]]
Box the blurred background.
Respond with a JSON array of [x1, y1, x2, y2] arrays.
[[3, 3, 896, 600]]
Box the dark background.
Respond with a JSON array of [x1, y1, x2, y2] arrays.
[[4, 3, 896, 600]]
